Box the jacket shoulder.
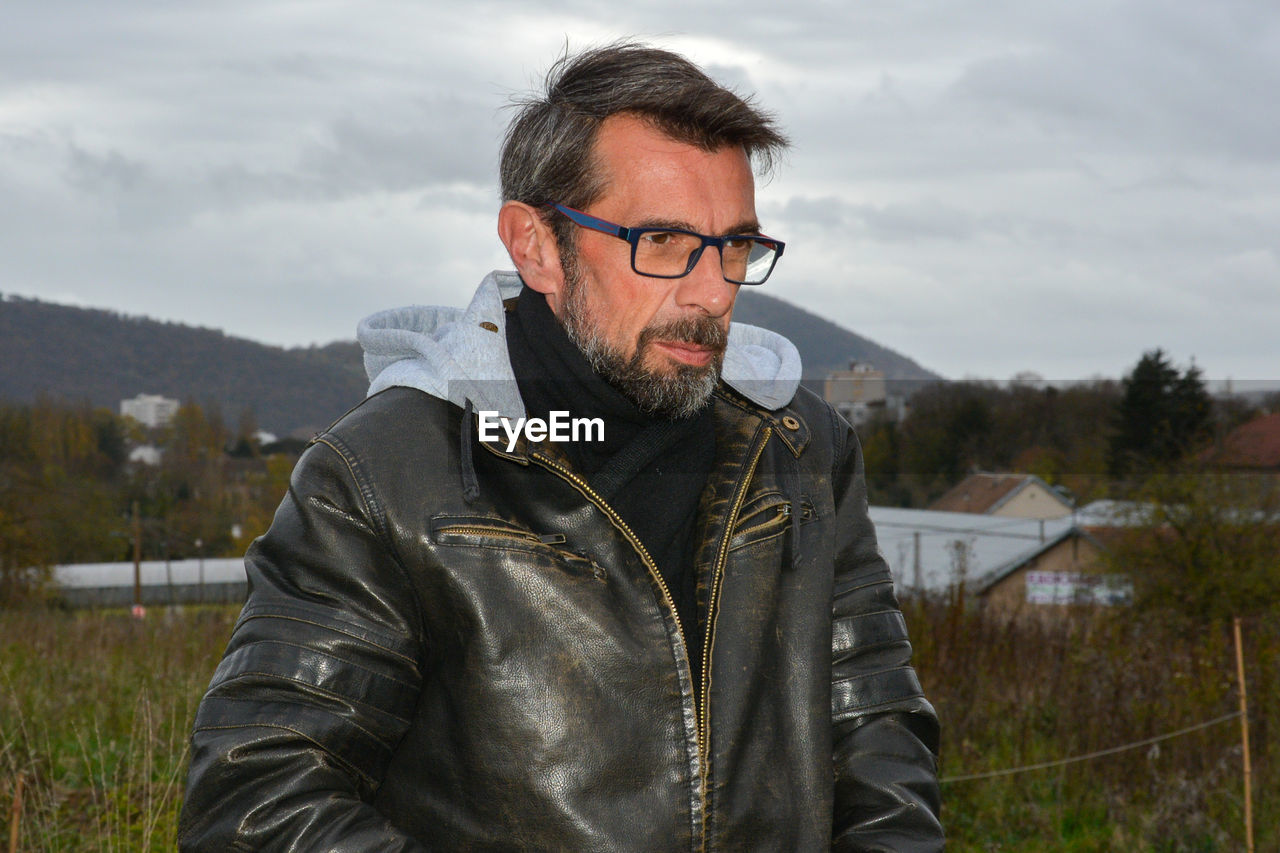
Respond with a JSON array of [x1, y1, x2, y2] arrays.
[[788, 385, 846, 433], [318, 387, 457, 458]]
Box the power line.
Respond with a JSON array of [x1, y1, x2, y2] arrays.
[[940, 712, 1242, 783], [873, 517, 1068, 541]]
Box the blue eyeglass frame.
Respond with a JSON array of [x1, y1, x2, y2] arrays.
[[550, 203, 785, 286]]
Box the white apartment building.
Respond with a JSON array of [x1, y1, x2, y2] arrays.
[[120, 393, 180, 428]]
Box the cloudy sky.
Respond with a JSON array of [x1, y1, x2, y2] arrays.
[[4, 1, 1278, 381]]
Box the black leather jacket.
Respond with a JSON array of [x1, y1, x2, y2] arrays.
[[179, 384, 942, 851]]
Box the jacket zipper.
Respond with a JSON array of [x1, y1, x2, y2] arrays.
[[529, 453, 683, 637], [530, 421, 774, 851], [696, 423, 772, 849], [527, 454, 702, 814]]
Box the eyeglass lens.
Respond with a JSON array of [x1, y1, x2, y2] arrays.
[[633, 232, 778, 284]]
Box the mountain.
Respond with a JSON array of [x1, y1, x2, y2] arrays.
[[731, 290, 939, 384], [0, 295, 366, 437], [1, 291, 938, 435]]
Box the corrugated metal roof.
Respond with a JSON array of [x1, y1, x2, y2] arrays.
[[55, 558, 247, 589], [869, 506, 1075, 594]]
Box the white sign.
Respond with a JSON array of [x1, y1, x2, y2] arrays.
[[1025, 571, 1132, 606]]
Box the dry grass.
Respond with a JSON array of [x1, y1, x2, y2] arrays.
[[908, 599, 1277, 851], [0, 607, 236, 851], [1, 602, 1274, 850]]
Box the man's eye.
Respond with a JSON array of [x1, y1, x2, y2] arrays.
[[643, 231, 677, 246], [724, 237, 752, 251]]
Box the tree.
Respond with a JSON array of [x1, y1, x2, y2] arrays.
[[125, 401, 233, 561], [1102, 471, 1280, 623], [898, 381, 998, 490], [1107, 349, 1211, 478], [857, 378, 1119, 507], [0, 401, 128, 603]]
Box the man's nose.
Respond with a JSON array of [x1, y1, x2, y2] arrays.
[[674, 246, 738, 317]]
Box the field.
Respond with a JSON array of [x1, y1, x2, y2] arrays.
[[1, 602, 1274, 851], [911, 600, 1277, 851], [0, 607, 236, 851]]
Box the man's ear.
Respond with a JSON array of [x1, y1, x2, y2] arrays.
[[498, 202, 566, 302]]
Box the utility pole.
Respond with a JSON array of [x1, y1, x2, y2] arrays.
[[196, 538, 205, 604], [913, 531, 922, 591], [132, 500, 144, 618]]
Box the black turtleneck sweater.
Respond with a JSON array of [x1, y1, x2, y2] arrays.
[[505, 287, 715, 678]]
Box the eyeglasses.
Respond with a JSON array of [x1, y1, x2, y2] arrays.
[[551, 203, 785, 286]]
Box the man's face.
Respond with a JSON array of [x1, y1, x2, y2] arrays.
[[550, 114, 758, 419]]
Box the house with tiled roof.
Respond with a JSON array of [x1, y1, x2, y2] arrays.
[[929, 472, 1073, 519], [1208, 412, 1280, 471]]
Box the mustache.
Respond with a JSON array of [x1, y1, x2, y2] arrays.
[[637, 314, 728, 352]]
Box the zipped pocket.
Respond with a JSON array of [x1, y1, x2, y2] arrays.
[[431, 515, 604, 580], [728, 493, 815, 552]]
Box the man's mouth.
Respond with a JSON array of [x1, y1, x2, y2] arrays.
[[636, 315, 728, 369], [651, 340, 718, 367]]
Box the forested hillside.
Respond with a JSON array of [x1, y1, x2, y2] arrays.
[[0, 291, 937, 433], [0, 295, 366, 435]]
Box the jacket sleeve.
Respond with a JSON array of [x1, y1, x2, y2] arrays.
[[178, 435, 430, 852], [826, 413, 944, 852]]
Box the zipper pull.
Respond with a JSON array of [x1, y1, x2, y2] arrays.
[[538, 533, 567, 545]]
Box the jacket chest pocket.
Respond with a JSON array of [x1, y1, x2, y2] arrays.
[[727, 492, 816, 553], [431, 514, 605, 581]]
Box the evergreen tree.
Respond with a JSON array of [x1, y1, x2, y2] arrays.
[[1107, 349, 1211, 478]]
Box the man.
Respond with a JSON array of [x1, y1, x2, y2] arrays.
[[180, 43, 943, 851]]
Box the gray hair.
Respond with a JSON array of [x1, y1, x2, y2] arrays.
[[500, 41, 789, 252]]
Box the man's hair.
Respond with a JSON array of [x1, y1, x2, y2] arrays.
[[500, 41, 789, 251]]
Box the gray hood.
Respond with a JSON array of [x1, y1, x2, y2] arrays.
[[358, 270, 803, 419]]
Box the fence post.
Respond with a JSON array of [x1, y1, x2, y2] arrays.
[[1233, 616, 1254, 853], [7, 771, 23, 853]]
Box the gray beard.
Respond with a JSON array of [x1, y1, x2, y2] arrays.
[[559, 259, 726, 420]]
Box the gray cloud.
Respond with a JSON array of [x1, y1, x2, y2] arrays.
[[1, 0, 1277, 380], [299, 102, 497, 194], [782, 195, 983, 242]]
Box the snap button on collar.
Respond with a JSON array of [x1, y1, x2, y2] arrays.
[[782, 415, 800, 430], [479, 321, 499, 332]]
